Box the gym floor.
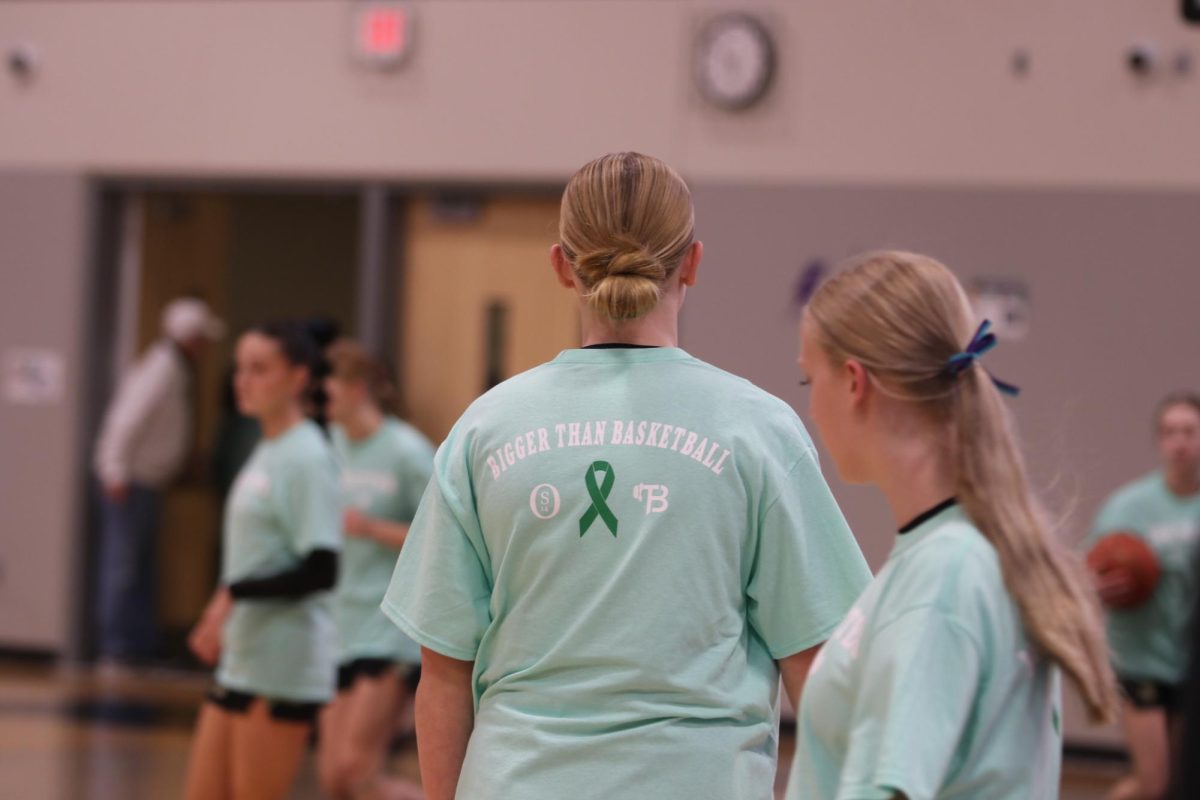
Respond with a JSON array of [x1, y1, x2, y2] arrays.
[[0, 660, 1121, 799]]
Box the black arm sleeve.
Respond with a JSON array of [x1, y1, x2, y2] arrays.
[[228, 549, 338, 600]]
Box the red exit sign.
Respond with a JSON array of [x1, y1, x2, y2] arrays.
[[353, 3, 412, 67]]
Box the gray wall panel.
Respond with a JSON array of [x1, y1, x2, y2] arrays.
[[0, 172, 91, 651]]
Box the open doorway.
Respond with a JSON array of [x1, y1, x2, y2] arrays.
[[94, 187, 360, 664]]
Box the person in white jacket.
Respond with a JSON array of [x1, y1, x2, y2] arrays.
[[94, 297, 224, 664]]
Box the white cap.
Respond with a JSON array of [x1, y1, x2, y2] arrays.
[[162, 298, 225, 343]]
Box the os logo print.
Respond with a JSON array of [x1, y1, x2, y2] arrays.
[[529, 484, 561, 520]]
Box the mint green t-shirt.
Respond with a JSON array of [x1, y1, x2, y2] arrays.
[[789, 505, 1063, 800], [218, 420, 342, 702], [332, 417, 434, 665], [1086, 471, 1200, 684], [382, 347, 870, 800]]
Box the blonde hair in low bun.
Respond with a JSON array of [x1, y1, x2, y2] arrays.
[[575, 235, 666, 321], [560, 152, 694, 320]]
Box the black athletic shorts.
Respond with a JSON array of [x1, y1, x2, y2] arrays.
[[1118, 677, 1185, 712], [206, 685, 323, 724], [336, 658, 421, 693]]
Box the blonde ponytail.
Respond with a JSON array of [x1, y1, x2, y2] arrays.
[[953, 366, 1118, 723], [808, 251, 1118, 724], [559, 153, 694, 320]]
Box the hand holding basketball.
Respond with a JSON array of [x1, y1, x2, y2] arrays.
[[1086, 532, 1161, 610], [1094, 568, 1139, 609]]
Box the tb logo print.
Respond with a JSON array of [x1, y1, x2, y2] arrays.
[[632, 483, 669, 514]]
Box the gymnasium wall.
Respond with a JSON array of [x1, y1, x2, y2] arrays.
[[0, 1, 1198, 188]]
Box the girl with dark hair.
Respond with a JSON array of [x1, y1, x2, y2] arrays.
[[183, 321, 342, 800]]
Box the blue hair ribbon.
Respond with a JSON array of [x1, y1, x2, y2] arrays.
[[943, 320, 1020, 397]]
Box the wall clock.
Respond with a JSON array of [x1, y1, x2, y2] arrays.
[[694, 13, 776, 111]]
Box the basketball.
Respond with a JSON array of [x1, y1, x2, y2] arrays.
[[1086, 532, 1161, 609]]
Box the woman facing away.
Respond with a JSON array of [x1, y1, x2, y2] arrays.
[[788, 250, 1118, 800], [380, 152, 872, 800]]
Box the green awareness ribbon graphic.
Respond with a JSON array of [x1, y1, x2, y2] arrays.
[[579, 461, 618, 537]]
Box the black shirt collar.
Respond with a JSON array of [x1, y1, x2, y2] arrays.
[[898, 498, 958, 534]]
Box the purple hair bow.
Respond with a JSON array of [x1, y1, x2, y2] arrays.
[[943, 320, 1020, 397]]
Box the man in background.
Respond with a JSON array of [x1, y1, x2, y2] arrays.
[[93, 297, 224, 667]]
